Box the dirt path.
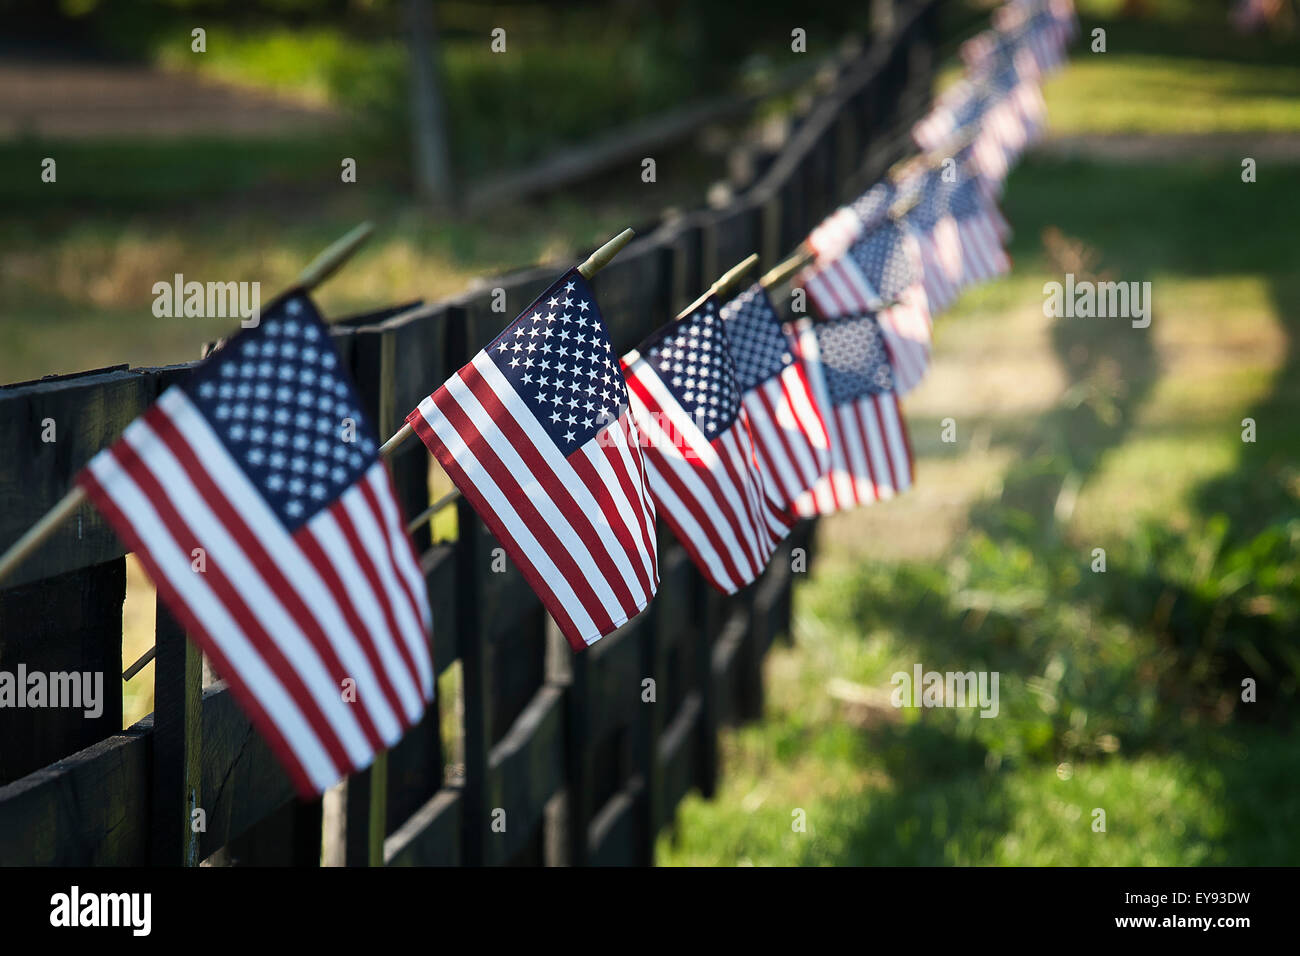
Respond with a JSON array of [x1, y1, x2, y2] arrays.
[[0, 57, 339, 139]]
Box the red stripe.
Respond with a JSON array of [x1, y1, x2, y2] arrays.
[[355, 473, 430, 695], [786, 360, 830, 451], [593, 417, 659, 589], [631, 370, 765, 573], [871, 397, 903, 493], [293, 526, 416, 731], [145, 408, 391, 750], [109, 436, 352, 781], [378, 464, 433, 632], [893, 392, 915, 484], [843, 403, 881, 506], [461, 363, 643, 622], [408, 405, 590, 651], [716, 419, 771, 568], [432, 384, 619, 637], [624, 412, 661, 581], [329, 488, 428, 694], [746, 386, 795, 505], [77, 466, 318, 797], [625, 372, 753, 591]]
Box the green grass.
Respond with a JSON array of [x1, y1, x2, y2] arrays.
[[937, 1, 1300, 137], [659, 152, 1300, 865]]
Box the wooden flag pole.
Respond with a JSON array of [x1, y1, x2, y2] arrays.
[[674, 253, 760, 321], [378, 227, 636, 461], [0, 221, 377, 591], [760, 245, 814, 290]]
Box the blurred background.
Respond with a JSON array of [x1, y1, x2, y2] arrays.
[[2, 0, 1297, 864]]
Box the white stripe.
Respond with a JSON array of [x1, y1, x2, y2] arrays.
[[363, 464, 435, 698], [628, 358, 766, 555], [473, 355, 652, 607], [155, 393, 416, 737], [336, 482, 430, 724], [303, 509, 427, 725], [627, 386, 738, 590], [624, 376, 754, 590], [716, 424, 766, 568], [837, 403, 877, 505], [441, 373, 632, 623], [836, 257, 884, 312], [879, 395, 913, 492], [860, 398, 897, 499], [604, 410, 660, 572], [417, 394, 601, 640], [123, 408, 376, 766], [87, 445, 338, 791]]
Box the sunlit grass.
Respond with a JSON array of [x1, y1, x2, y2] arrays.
[[1045, 55, 1300, 135], [661, 150, 1300, 864]]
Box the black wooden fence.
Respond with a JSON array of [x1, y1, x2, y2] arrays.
[[0, 0, 941, 866]]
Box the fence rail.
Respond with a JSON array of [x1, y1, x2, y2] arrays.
[[0, 0, 941, 866]]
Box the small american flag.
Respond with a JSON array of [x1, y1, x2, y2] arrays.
[[902, 173, 966, 314], [802, 219, 934, 395], [807, 181, 896, 261], [78, 291, 434, 797], [791, 314, 914, 517], [949, 176, 1011, 287], [719, 283, 830, 512], [623, 297, 792, 593], [407, 269, 658, 652]]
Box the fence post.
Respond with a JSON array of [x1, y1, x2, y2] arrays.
[[150, 599, 202, 866]]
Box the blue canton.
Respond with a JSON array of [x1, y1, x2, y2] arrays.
[[719, 283, 793, 394], [850, 181, 896, 233], [185, 291, 377, 531], [906, 172, 956, 233], [639, 297, 740, 437], [485, 269, 626, 453], [948, 177, 988, 220], [814, 314, 895, 407], [848, 221, 916, 302]]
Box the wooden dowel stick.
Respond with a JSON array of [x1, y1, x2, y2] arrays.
[[0, 485, 87, 588], [379, 422, 414, 458], [123, 644, 155, 682], [577, 228, 635, 279], [297, 221, 376, 289], [676, 253, 760, 320], [0, 221, 376, 590], [404, 488, 462, 535], [760, 246, 814, 289]]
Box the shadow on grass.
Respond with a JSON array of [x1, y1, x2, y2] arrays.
[[794, 158, 1299, 864]]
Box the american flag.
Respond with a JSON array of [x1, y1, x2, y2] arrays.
[[406, 269, 658, 652], [949, 176, 1011, 286], [719, 283, 830, 512], [902, 173, 966, 314], [790, 314, 914, 517], [807, 181, 896, 261], [801, 219, 934, 395], [623, 296, 792, 593], [78, 292, 434, 797]]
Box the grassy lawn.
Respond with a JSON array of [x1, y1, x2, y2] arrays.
[[657, 153, 1300, 864], [656, 0, 1300, 867], [5, 0, 1298, 834]]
